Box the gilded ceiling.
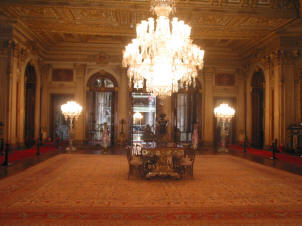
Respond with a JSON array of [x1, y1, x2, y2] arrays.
[[0, 0, 300, 62]]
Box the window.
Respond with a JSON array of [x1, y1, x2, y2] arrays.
[[172, 81, 201, 143], [86, 73, 117, 146]]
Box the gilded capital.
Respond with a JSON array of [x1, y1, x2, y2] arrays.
[[260, 55, 271, 70], [118, 66, 127, 76], [40, 64, 51, 76], [74, 63, 86, 76], [269, 49, 295, 65], [204, 67, 215, 80], [236, 68, 246, 80]]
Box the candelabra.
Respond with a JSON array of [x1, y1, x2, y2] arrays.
[[214, 104, 235, 152], [61, 101, 82, 152]]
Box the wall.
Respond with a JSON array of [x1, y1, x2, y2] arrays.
[[1, 23, 302, 148]]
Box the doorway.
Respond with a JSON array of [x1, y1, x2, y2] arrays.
[[172, 85, 200, 144], [213, 97, 236, 147], [131, 93, 157, 143], [50, 94, 74, 141], [251, 70, 265, 148], [24, 64, 36, 147], [86, 72, 117, 146]]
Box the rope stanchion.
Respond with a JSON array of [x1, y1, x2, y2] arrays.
[[0, 138, 4, 155], [243, 136, 248, 153], [56, 138, 60, 150], [37, 132, 42, 156], [270, 139, 278, 160], [36, 140, 40, 156], [1, 143, 10, 166]]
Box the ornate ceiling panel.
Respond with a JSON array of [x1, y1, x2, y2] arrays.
[[0, 0, 300, 61]]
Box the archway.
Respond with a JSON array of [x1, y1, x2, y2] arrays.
[[251, 69, 265, 148], [24, 63, 36, 147], [86, 72, 118, 146]]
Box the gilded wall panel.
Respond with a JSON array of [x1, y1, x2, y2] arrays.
[[52, 69, 73, 82], [215, 73, 235, 86]]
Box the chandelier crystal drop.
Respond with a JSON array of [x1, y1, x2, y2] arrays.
[[122, 0, 204, 96]]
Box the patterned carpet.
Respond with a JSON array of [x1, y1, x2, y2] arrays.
[[0, 154, 302, 225]]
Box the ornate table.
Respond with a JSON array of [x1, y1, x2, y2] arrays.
[[141, 148, 185, 179]]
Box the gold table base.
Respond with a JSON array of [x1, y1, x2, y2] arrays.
[[145, 166, 180, 179]]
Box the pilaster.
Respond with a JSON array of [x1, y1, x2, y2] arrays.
[[271, 51, 283, 144], [74, 63, 86, 142], [279, 51, 297, 145], [203, 67, 215, 145], [245, 65, 252, 142], [0, 40, 10, 143], [8, 40, 19, 146], [118, 67, 129, 139], [270, 49, 297, 145], [262, 57, 272, 147], [235, 68, 246, 143], [40, 64, 51, 138]]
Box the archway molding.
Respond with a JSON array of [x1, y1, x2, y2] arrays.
[[19, 57, 41, 146], [247, 64, 268, 148], [85, 70, 119, 145], [86, 70, 119, 88], [85, 68, 120, 87], [17, 57, 41, 145]]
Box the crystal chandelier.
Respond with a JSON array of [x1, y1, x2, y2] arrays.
[[214, 104, 235, 120], [122, 0, 204, 96]]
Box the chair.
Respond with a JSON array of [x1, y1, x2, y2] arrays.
[[126, 146, 143, 179], [179, 148, 195, 178], [172, 149, 184, 174]]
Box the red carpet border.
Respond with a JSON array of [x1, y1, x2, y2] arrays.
[[229, 144, 302, 167], [0, 144, 57, 163]]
